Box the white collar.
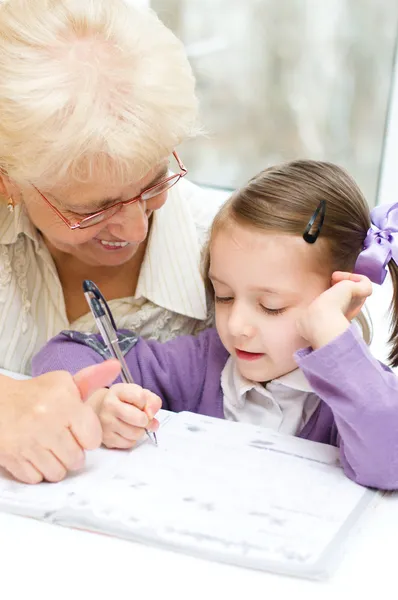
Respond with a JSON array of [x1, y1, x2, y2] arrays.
[[0, 204, 41, 251], [271, 368, 313, 393], [221, 357, 318, 433], [135, 179, 207, 319], [225, 357, 313, 401]]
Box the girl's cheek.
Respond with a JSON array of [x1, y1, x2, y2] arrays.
[[266, 317, 296, 346]]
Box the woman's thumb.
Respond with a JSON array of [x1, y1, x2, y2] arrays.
[[73, 360, 121, 400]]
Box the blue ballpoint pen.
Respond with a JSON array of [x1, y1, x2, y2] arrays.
[[83, 279, 158, 446]]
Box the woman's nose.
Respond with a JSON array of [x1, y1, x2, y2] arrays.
[[107, 200, 149, 243]]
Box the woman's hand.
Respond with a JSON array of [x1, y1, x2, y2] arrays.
[[297, 271, 372, 349], [0, 360, 121, 485], [89, 383, 162, 449]]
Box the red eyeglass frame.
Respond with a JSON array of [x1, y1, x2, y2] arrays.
[[32, 151, 187, 230]]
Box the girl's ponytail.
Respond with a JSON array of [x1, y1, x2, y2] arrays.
[[388, 260, 398, 367]]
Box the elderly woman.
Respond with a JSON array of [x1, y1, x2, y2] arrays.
[[0, 0, 220, 484]]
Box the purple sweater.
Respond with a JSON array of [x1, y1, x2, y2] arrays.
[[32, 326, 398, 490]]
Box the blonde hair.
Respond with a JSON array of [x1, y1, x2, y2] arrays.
[[0, 0, 198, 187], [203, 160, 398, 364]]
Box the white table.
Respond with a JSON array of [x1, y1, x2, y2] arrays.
[[0, 280, 396, 598], [0, 493, 396, 599]]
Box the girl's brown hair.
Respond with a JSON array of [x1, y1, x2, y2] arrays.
[[203, 160, 398, 366]]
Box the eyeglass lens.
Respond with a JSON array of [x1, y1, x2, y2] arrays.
[[78, 174, 181, 229]]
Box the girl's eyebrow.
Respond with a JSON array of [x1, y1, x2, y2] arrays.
[[209, 273, 284, 295], [209, 273, 279, 294], [256, 288, 278, 294], [208, 274, 225, 285]]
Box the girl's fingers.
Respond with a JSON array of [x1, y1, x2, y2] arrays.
[[332, 271, 370, 285], [104, 418, 159, 449], [107, 385, 161, 421], [331, 271, 349, 284], [114, 419, 147, 442], [332, 272, 372, 298], [103, 432, 137, 450], [112, 416, 159, 441], [332, 271, 363, 284], [112, 401, 149, 427], [110, 383, 148, 410], [149, 417, 160, 432], [143, 391, 162, 419]]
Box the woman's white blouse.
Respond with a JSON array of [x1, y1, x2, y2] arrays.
[[0, 179, 224, 374]]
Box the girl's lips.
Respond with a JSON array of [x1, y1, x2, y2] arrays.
[[235, 349, 264, 361]]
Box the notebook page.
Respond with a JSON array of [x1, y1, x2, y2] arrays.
[[57, 413, 377, 578], [0, 411, 377, 578]]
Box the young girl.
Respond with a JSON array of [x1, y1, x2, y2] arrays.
[[32, 160, 398, 490]]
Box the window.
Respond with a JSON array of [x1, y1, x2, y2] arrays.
[[151, 0, 398, 205]]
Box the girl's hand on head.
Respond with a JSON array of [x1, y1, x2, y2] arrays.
[[297, 271, 372, 349], [329, 271, 372, 320], [89, 383, 161, 450]]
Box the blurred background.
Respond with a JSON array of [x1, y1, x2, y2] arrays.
[[141, 0, 398, 206]]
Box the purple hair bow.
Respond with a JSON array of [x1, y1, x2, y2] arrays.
[[355, 202, 398, 285]]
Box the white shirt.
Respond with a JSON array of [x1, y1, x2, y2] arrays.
[[0, 179, 224, 375], [221, 357, 320, 435]]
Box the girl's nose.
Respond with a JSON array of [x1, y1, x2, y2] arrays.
[[227, 304, 256, 340]]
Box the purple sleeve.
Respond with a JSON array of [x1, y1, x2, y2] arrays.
[[295, 325, 398, 490], [32, 328, 226, 414]]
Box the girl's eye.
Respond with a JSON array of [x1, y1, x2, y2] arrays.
[[261, 306, 286, 316], [215, 296, 234, 304]]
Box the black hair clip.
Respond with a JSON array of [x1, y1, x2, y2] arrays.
[[303, 200, 326, 244]]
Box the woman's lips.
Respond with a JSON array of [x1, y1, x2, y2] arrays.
[[235, 349, 264, 361]]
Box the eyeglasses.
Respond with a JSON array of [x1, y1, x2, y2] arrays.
[[33, 151, 187, 230]]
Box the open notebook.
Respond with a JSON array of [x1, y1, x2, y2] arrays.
[[0, 410, 378, 580]]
